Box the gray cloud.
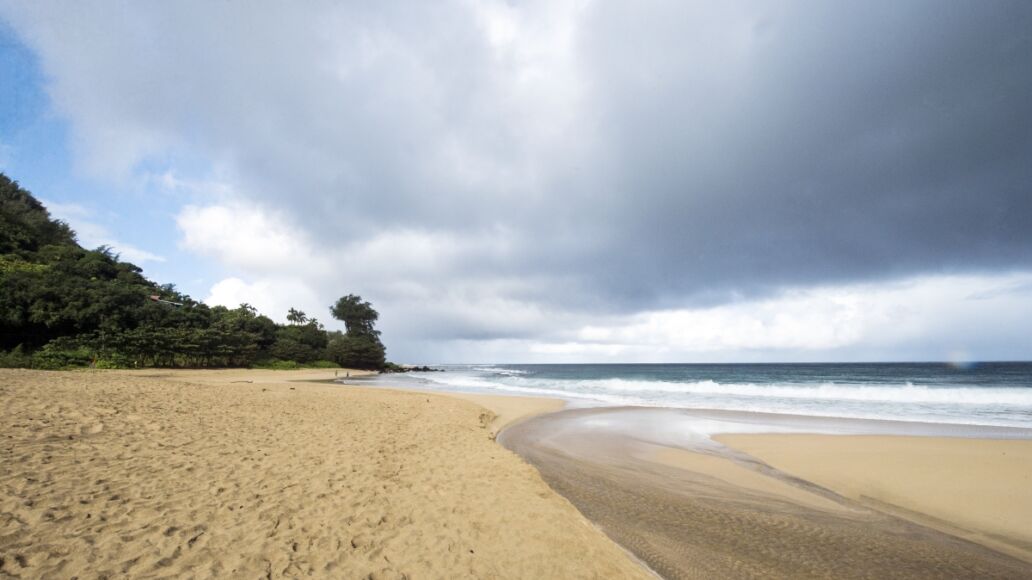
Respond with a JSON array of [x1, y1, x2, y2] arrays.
[[579, 2, 1032, 302], [3, 0, 1031, 356]]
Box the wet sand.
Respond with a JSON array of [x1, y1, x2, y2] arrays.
[[499, 406, 1032, 579], [718, 433, 1032, 563], [0, 369, 649, 579]]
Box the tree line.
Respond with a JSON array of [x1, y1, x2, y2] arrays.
[[0, 173, 387, 370]]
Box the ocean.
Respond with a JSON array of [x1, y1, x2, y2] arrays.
[[362, 362, 1032, 429]]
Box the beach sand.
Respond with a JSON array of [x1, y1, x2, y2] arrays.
[[716, 433, 1032, 564], [0, 369, 650, 579], [500, 406, 1032, 579]]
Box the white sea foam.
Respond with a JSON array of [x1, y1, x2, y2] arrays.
[[469, 366, 528, 376], [400, 367, 1032, 429], [421, 373, 1032, 406], [505, 378, 1032, 407], [415, 373, 638, 407]]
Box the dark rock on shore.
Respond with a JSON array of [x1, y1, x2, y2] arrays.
[[381, 364, 444, 373]]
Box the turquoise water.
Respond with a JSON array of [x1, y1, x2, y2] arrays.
[[366, 362, 1032, 428]]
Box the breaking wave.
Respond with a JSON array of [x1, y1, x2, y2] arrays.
[[394, 364, 1032, 428]]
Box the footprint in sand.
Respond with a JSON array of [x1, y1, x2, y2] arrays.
[[80, 423, 104, 435]]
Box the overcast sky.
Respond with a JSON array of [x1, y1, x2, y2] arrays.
[[2, 1, 1030, 363]]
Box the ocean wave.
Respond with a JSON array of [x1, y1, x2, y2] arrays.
[[424, 372, 1032, 407], [469, 366, 528, 376], [397, 368, 1032, 428], [495, 377, 1032, 407], [418, 372, 636, 404]]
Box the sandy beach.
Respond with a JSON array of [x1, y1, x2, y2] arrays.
[[500, 406, 1032, 579], [6, 367, 1032, 580], [717, 433, 1032, 564], [0, 369, 649, 579]]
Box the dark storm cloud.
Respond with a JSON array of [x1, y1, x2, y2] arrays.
[[569, 2, 1032, 308], [3, 0, 1032, 344]]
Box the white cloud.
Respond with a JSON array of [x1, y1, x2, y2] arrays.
[[140, 170, 235, 199], [523, 272, 1032, 362], [178, 200, 552, 336], [176, 202, 329, 275], [6, 2, 1031, 362], [574, 289, 869, 352], [205, 277, 324, 324], [106, 244, 165, 265], [42, 198, 165, 263], [174, 197, 1032, 361]]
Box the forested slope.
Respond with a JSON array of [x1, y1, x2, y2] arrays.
[[0, 173, 386, 369]]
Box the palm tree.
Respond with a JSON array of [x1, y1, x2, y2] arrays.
[[286, 307, 308, 325]]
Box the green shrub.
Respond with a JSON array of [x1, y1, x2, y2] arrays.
[[0, 345, 32, 368], [325, 334, 386, 370], [253, 359, 300, 370], [252, 358, 340, 370], [93, 352, 136, 369], [0, 254, 48, 274], [31, 345, 93, 369]]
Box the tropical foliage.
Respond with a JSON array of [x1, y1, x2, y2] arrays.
[[0, 173, 388, 370]]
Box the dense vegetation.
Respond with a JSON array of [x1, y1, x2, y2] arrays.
[[0, 173, 387, 370]]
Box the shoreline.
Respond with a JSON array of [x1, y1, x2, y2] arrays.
[[357, 380, 1032, 568], [498, 405, 1032, 578], [288, 377, 1032, 571], [7, 367, 1029, 578], [334, 377, 566, 435]]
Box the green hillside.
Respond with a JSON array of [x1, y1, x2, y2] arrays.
[[0, 173, 386, 370]]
